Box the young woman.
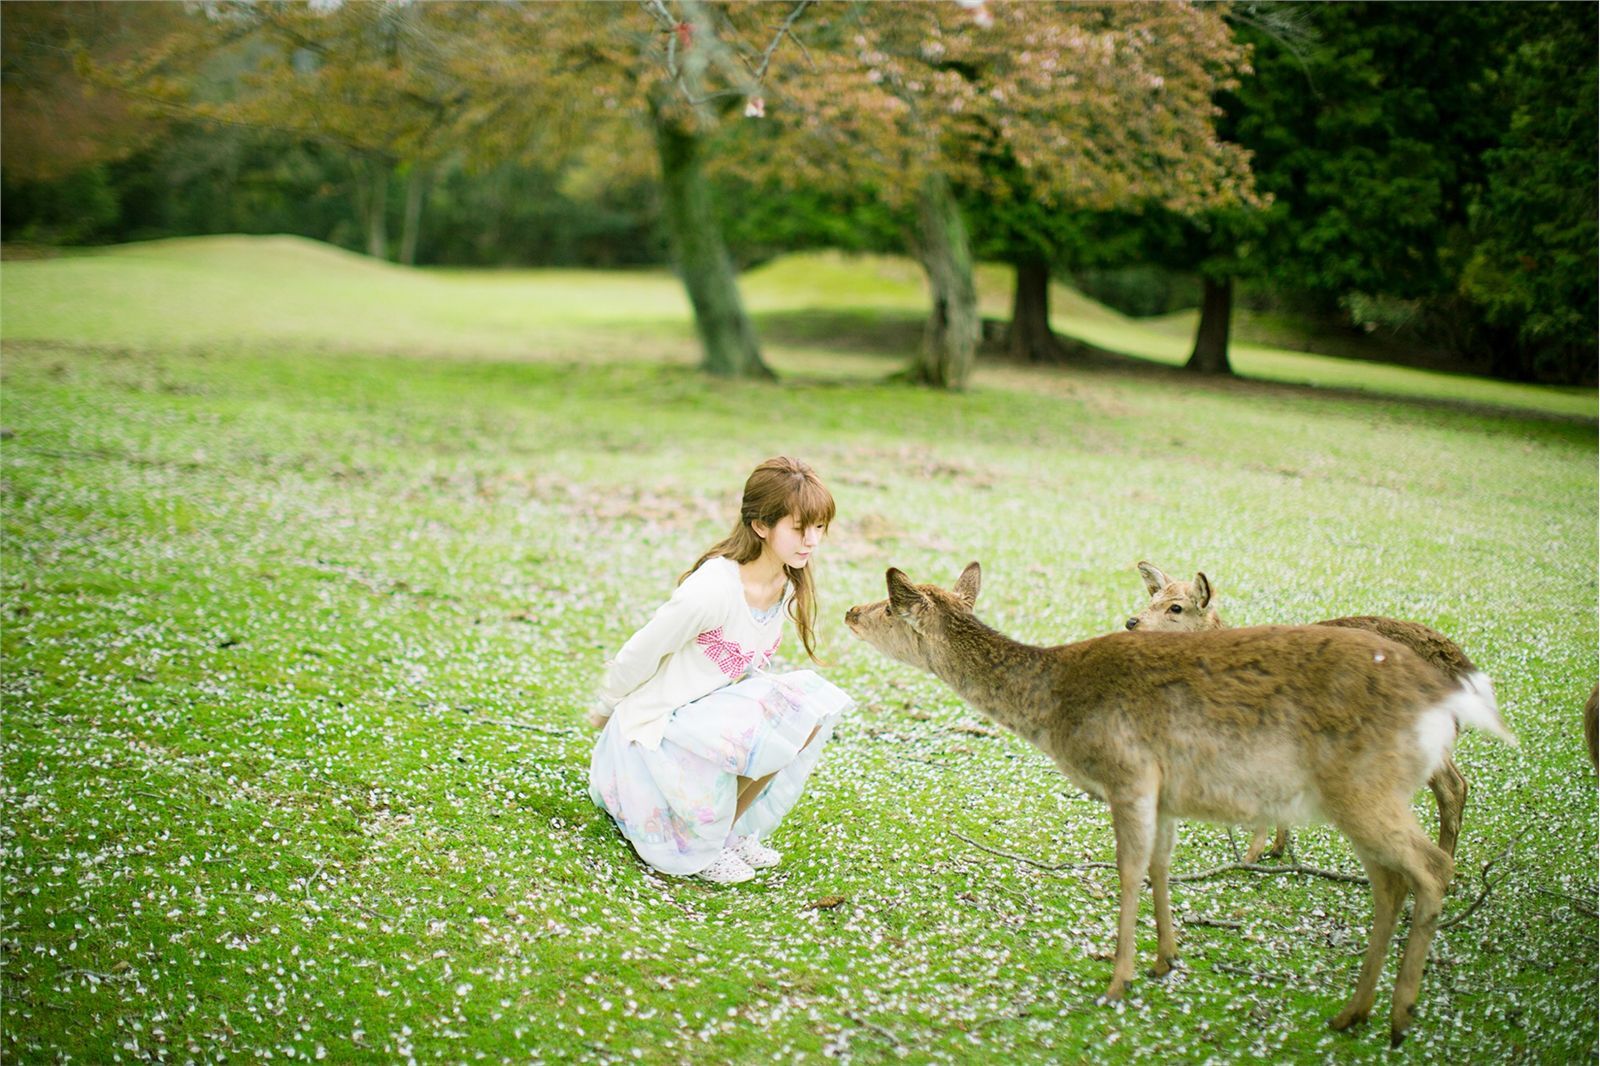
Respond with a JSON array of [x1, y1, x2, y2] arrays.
[[587, 457, 854, 883]]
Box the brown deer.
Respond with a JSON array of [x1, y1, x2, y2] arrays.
[[846, 563, 1515, 1046], [1585, 684, 1597, 771], [1124, 561, 1473, 862]]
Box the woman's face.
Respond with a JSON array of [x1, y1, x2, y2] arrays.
[[757, 513, 824, 569]]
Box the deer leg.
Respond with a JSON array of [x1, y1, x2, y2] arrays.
[[1329, 857, 1405, 1032], [1428, 756, 1469, 859], [1148, 814, 1179, 978], [1387, 834, 1453, 1047], [1268, 826, 1290, 858], [1101, 792, 1157, 1003], [1242, 826, 1269, 864]]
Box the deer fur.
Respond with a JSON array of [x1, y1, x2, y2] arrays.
[[1585, 684, 1598, 772], [846, 562, 1515, 1046], [1125, 561, 1474, 860]]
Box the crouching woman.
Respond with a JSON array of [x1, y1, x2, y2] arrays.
[[587, 457, 854, 883]]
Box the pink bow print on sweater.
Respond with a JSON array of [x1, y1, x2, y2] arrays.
[[696, 628, 780, 680]]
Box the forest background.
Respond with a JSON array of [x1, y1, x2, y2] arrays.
[[2, 0, 1595, 387]]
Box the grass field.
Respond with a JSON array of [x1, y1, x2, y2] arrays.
[[2, 236, 1596, 1063]]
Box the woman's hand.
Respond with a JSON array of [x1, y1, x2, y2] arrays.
[[585, 699, 613, 730]]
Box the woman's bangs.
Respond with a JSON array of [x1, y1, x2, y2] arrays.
[[790, 477, 837, 530]]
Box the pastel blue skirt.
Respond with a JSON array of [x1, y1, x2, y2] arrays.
[[589, 669, 854, 876]]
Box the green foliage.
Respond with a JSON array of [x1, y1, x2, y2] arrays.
[[423, 163, 665, 269], [717, 180, 905, 269], [1458, 4, 1599, 383], [1069, 265, 1202, 319], [1111, 1, 1597, 384], [2, 237, 1595, 1063], [0, 165, 120, 244], [1238, 3, 1504, 300]]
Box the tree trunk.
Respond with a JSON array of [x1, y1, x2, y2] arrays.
[[363, 159, 389, 261], [650, 99, 773, 380], [1007, 256, 1068, 362], [909, 170, 980, 389], [1185, 275, 1234, 374], [398, 163, 430, 267]]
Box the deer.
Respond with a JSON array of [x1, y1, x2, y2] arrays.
[[845, 562, 1516, 1047], [1585, 684, 1597, 772], [1124, 561, 1473, 863]]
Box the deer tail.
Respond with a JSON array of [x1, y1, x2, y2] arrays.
[[1449, 672, 1518, 747]]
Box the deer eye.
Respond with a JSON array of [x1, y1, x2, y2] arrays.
[[1169, 604, 1183, 614]]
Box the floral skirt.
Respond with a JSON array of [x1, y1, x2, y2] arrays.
[[589, 669, 854, 876]]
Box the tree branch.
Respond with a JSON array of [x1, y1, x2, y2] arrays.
[[1437, 838, 1517, 931], [640, 0, 811, 109], [749, 1, 812, 81]]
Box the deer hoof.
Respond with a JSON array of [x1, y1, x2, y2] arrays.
[[1389, 1004, 1414, 1047], [1328, 1006, 1370, 1032]]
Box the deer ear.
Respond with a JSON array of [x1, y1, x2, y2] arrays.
[[1193, 572, 1214, 609], [954, 561, 981, 608], [886, 568, 929, 622], [1137, 561, 1170, 597]]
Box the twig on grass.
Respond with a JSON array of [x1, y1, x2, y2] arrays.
[[304, 860, 327, 900], [1438, 839, 1517, 931], [1533, 888, 1597, 919], [1211, 961, 1288, 983], [481, 718, 577, 735], [60, 967, 133, 983], [1183, 916, 1243, 929], [952, 830, 1089, 872], [890, 752, 945, 767], [1168, 860, 1366, 885], [844, 1010, 904, 1049], [952, 830, 1367, 884]]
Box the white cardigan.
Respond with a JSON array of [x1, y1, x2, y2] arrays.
[[595, 556, 788, 750]]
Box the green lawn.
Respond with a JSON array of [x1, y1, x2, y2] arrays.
[[2, 236, 1596, 1063]]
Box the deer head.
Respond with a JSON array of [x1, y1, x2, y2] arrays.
[[1125, 560, 1220, 631], [845, 562, 982, 669]]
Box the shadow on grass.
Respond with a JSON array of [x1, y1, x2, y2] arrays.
[[751, 309, 924, 357], [753, 308, 1128, 364], [752, 308, 1594, 432]]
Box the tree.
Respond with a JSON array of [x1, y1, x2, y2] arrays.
[[1, 1, 193, 242], [116, 2, 475, 263], [421, 1, 810, 379], [101, 1, 810, 378], [419, 0, 810, 378], [1153, 2, 1583, 380], [1459, 3, 1597, 383], [1, 2, 186, 185], [764, 1, 1258, 389]]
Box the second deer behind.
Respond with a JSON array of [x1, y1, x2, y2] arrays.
[[1125, 560, 1475, 861]]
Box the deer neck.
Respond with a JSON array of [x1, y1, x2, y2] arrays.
[[928, 611, 1061, 737]]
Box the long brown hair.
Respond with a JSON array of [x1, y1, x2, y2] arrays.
[[682, 456, 836, 662]]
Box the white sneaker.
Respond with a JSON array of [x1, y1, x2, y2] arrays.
[[729, 834, 781, 869], [698, 848, 755, 884]]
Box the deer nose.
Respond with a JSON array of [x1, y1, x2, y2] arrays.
[[1125, 617, 1139, 630]]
